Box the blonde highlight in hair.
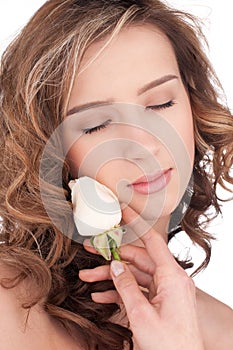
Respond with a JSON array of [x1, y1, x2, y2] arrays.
[[0, 0, 232, 348]]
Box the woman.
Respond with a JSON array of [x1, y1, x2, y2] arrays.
[[0, 1, 233, 349]]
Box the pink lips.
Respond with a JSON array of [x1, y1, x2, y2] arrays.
[[129, 168, 172, 194]]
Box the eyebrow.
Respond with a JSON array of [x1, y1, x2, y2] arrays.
[[66, 100, 113, 116], [137, 74, 178, 95], [66, 74, 178, 116]]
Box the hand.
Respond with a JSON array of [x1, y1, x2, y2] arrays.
[[80, 241, 156, 304], [80, 205, 204, 350]]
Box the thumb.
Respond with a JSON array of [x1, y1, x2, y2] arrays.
[[110, 260, 149, 317]]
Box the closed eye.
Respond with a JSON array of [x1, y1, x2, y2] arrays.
[[146, 100, 175, 111], [82, 119, 112, 134]]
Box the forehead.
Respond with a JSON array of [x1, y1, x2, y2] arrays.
[[70, 25, 180, 103]]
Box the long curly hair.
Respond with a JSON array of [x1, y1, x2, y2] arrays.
[[0, 0, 232, 349]]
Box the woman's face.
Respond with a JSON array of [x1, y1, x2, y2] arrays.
[[65, 25, 194, 234]]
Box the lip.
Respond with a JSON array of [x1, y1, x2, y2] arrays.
[[129, 168, 172, 194]]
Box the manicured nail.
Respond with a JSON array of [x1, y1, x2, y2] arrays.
[[111, 260, 125, 277], [120, 202, 127, 210]]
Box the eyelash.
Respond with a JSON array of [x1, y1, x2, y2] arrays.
[[146, 100, 175, 111], [82, 119, 112, 134], [82, 101, 175, 134]]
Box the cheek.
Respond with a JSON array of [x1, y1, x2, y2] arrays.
[[66, 138, 119, 179], [173, 101, 195, 166], [66, 142, 89, 177], [96, 160, 130, 194]]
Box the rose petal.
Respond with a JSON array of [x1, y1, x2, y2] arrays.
[[69, 177, 122, 236]]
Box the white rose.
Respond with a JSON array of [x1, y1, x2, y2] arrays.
[[69, 176, 121, 236], [68, 177, 125, 260]]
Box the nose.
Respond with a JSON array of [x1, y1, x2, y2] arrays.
[[120, 124, 161, 162], [112, 103, 161, 163]]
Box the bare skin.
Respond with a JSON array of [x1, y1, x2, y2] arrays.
[[79, 205, 233, 350], [1, 206, 232, 349], [0, 268, 83, 350], [66, 25, 233, 348], [1, 24, 232, 350]]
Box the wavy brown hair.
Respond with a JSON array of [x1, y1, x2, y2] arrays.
[[0, 0, 233, 349]]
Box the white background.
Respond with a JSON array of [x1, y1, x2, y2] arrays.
[[0, 1, 232, 308]]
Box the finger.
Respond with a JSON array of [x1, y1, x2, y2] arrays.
[[79, 265, 111, 282], [83, 236, 154, 277], [119, 244, 155, 276], [121, 205, 181, 277], [128, 264, 153, 289], [83, 240, 155, 286], [92, 287, 150, 304], [110, 260, 155, 324], [80, 263, 152, 289], [91, 290, 122, 304]]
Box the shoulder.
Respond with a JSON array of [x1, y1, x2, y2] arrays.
[[196, 288, 233, 350]]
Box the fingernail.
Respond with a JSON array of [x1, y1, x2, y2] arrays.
[[111, 260, 125, 277], [78, 269, 89, 280], [120, 202, 127, 210], [83, 239, 91, 246], [91, 292, 102, 302]]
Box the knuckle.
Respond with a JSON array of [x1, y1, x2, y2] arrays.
[[178, 272, 195, 291], [171, 266, 195, 287], [186, 276, 196, 291]]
